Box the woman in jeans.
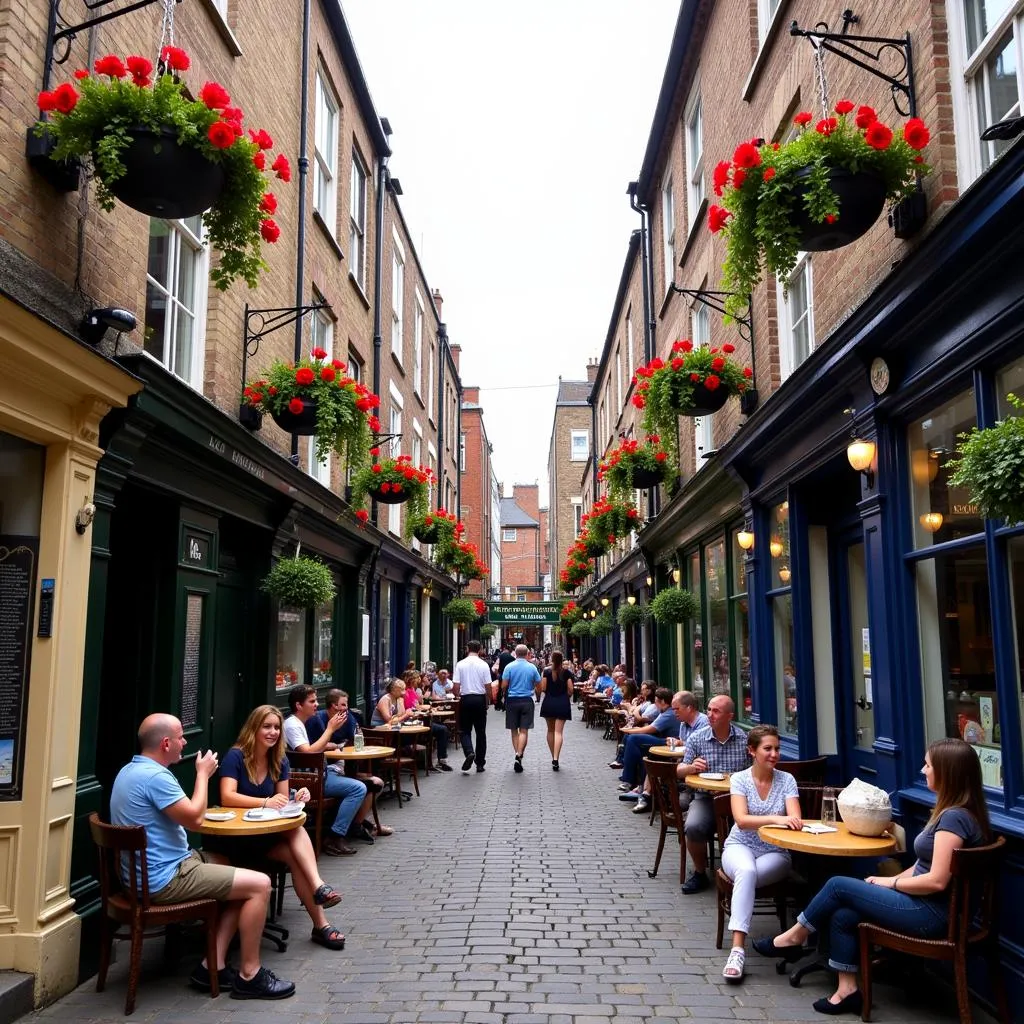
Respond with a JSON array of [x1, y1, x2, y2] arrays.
[[754, 737, 990, 1015], [719, 724, 803, 983]]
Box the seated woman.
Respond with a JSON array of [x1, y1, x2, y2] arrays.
[[212, 704, 346, 951], [372, 679, 452, 770], [719, 724, 802, 983], [754, 737, 991, 1015]]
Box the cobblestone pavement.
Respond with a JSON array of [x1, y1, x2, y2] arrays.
[[28, 713, 997, 1024]]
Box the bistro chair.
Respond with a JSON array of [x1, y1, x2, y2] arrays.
[[776, 756, 828, 784], [643, 757, 689, 883], [858, 835, 1010, 1024], [287, 750, 338, 857], [89, 812, 220, 1015], [711, 793, 789, 949], [363, 726, 419, 805]]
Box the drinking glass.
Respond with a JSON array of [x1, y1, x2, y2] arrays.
[[821, 786, 837, 826]]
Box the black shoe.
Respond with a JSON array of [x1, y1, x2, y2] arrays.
[[231, 967, 296, 1000], [751, 936, 806, 963], [513, 757, 524, 773], [355, 820, 375, 843], [476, 765, 485, 772], [552, 759, 559, 771], [812, 991, 863, 1016], [632, 797, 650, 814], [462, 755, 475, 772], [189, 962, 236, 992], [438, 761, 453, 772], [681, 871, 710, 894]]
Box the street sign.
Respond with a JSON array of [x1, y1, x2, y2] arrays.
[[486, 601, 562, 624]]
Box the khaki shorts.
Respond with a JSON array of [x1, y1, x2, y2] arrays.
[[151, 849, 236, 904]]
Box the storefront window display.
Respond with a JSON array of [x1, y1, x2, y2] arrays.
[[687, 550, 704, 704], [313, 601, 333, 686], [276, 608, 306, 691], [707, 538, 729, 699], [768, 500, 797, 735], [730, 529, 751, 721], [379, 581, 393, 687]]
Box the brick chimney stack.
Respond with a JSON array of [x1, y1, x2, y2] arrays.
[[512, 483, 540, 520], [463, 386, 480, 404], [450, 343, 461, 373], [431, 288, 443, 320], [586, 358, 599, 383]]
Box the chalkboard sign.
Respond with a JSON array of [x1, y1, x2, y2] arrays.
[[0, 537, 39, 799]]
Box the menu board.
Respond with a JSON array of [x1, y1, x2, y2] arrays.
[[0, 537, 39, 798]]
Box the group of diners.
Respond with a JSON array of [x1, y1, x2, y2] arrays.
[[583, 676, 994, 1016]]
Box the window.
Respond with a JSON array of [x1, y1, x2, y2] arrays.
[[778, 253, 814, 380], [503, 529, 517, 542], [314, 602, 333, 686], [412, 423, 423, 547], [570, 429, 589, 462], [347, 348, 362, 383], [626, 307, 635, 384], [694, 414, 713, 467], [212, 0, 229, 17], [616, 345, 623, 414], [706, 539, 729, 702], [275, 607, 306, 692], [572, 497, 583, 536], [391, 233, 405, 361], [758, 0, 782, 44], [427, 443, 437, 508], [685, 92, 705, 231], [687, 551, 705, 705], [731, 528, 752, 720], [767, 499, 796, 733], [459, 431, 466, 471], [950, 0, 1024, 185], [413, 291, 424, 397], [349, 149, 367, 286], [314, 70, 339, 229], [306, 303, 333, 486], [661, 174, 675, 291], [427, 343, 436, 422], [144, 215, 207, 388], [388, 384, 403, 535]]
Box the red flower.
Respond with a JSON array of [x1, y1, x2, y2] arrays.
[[253, 151, 266, 170], [73, 69, 89, 80], [903, 117, 930, 150], [199, 81, 231, 109], [160, 46, 190, 71], [332, 358, 346, 370], [207, 122, 236, 149], [37, 90, 56, 112], [711, 357, 726, 371], [732, 168, 746, 189], [864, 121, 893, 150], [690, 373, 701, 382], [288, 398, 304, 415], [380, 482, 391, 493], [708, 204, 732, 233], [311, 347, 328, 359], [655, 452, 668, 462], [825, 214, 837, 223], [260, 192, 278, 214], [52, 83, 79, 113], [391, 483, 403, 493], [371, 464, 383, 474], [733, 142, 762, 168], [794, 111, 813, 127], [320, 366, 336, 382], [260, 219, 281, 243], [631, 394, 645, 409], [248, 129, 274, 150], [355, 509, 369, 524], [272, 154, 291, 181], [268, 386, 278, 395], [834, 99, 854, 115], [126, 55, 153, 79], [671, 357, 684, 371], [295, 367, 315, 386], [743, 367, 753, 378], [704, 374, 721, 390], [676, 339, 693, 353], [369, 447, 381, 456], [722, 343, 735, 353], [712, 159, 731, 196], [816, 117, 838, 136], [94, 55, 126, 78], [855, 105, 877, 129], [221, 107, 244, 130], [368, 415, 381, 431], [763, 166, 776, 182]]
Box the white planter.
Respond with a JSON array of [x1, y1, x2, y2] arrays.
[[837, 791, 891, 837]]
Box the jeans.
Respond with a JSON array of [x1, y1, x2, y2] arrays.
[[430, 721, 449, 760], [798, 875, 948, 972], [323, 769, 367, 837], [720, 844, 791, 934], [459, 694, 488, 767], [619, 734, 663, 786]]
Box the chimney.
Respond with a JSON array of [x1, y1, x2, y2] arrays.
[[586, 357, 599, 383], [512, 483, 540, 520], [463, 386, 480, 404], [449, 343, 461, 373], [431, 288, 443, 320]]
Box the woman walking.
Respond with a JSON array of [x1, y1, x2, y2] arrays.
[[539, 649, 573, 770]]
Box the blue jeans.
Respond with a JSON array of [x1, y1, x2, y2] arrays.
[[798, 875, 947, 972], [619, 734, 663, 786], [323, 769, 367, 837]]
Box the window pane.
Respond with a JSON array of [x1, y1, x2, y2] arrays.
[[774, 593, 797, 734], [173, 308, 194, 380], [1009, 538, 1024, 763], [996, 356, 1024, 413], [688, 550, 704, 703], [276, 608, 306, 691], [706, 539, 729, 698], [964, 0, 1014, 54], [144, 280, 167, 362], [770, 500, 790, 584], [733, 596, 751, 720]]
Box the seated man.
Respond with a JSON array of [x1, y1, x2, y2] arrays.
[[110, 714, 294, 1000], [632, 691, 709, 814], [305, 688, 393, 836], [616, 687, 677, 795], [283, 684, 370, 854], [431, 668, 454, 698], [677, 694, 752, 893]]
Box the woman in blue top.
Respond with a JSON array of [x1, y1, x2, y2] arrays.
[[215, 705, 347, 951], [720, 725, 803, 983], [755, 738, 991, 1015]]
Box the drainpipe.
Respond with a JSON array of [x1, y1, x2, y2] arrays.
[[436, 322, 448, 501], [371, 125, 392, 524], [629, 184, 655, 363], [455, 371, 463, 517]]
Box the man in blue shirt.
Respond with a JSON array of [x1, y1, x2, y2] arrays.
[[501, 644, 542, 772], [616, 687, 677, 793], [631, 691, 709, 814], [110, 713, 295, 1000]]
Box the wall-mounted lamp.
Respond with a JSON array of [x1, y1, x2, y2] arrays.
[[423, 582, 433, 597], [769, 537, 784, 558], [75, 499, 96, 535], [919, 512, 944, 533], [590, 609, 597, 618], [600, 596, 610, 607], [736, 530, 755, 551], [626, 595, 637, 605], [671, 568, 681, 584], [79, 306, 137, 346], [847, 438, 877, 487], [778, 565, 792, 584], [645, 575, 653, 587]]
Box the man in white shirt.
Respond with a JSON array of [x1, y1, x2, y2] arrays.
[[453, 640, 493, 773]]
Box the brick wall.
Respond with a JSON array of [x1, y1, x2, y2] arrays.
[[548, 396, 590, 587]]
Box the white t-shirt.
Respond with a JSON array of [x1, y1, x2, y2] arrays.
[[453, 654, 492, 695], [283, 715, 309, 751]]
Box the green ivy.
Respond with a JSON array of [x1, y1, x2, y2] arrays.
[[616, 603, 649, 628], [261, 556, 335, 608], [442, 597, 478, 624], [649, 587, 699, 624], [569, 619, 592, 637], [590, 612, 614, 636]]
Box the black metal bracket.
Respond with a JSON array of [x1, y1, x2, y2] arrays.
[[669, 286, 752, 344], [370, 432, 402, 450], [790, 9, 917, 118]]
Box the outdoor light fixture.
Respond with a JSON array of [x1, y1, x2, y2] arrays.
[[601, 596, 610, 607], [645, 575, 653, 587], [911, 449, 941, 486], [671, 569, 681, 584], [626, 595, 637, 605], [769, 537, 784, 558], [79, 306, 137, 346], [590, 609, 597, 619], [737, 530, 755, 551], [981, 114, 1024, 141], [919, 512, 944, 533], [778, 565, 792, 583], [847, 438, 877, 486], [75, 499, 96, 535]]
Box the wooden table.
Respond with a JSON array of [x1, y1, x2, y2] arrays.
[[326, 745, 395, 761], [649, 745, 687, 758], [757, 821, 897, 857], [685, 772, 733, 793], [194, 808, 306, 837]]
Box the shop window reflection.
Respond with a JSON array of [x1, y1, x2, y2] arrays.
[[688, 550, 704, 704], [276, 608, 306, 691], [707, 538, 729, 698], [313, 602, 333, 686], [773, 593, 797, 734], [730, 527, 751, 721]]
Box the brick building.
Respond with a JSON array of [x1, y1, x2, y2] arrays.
[[499, 486, 543, 598], [459, 384, 497, 603]]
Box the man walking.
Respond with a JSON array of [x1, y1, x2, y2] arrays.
[[453, 640, 492, 772], [492, 642, 514, 710], [501, 643, 541, 772]]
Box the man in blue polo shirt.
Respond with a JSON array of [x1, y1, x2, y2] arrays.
[[501, 644, 541, 773]]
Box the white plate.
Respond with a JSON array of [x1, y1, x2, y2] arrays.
[[204, 811, 235, 822], [243, 809, 275, 821], [698, 772, 726, 780], [279, 803, 304, 818]]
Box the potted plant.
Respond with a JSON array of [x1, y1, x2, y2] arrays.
[[649, 587, 700, 625], [617, 602, 649, 628], [408, 507, 459, 547], [440, 539, 489, 581], [708, 102, 931, 318], [559, 600, 584, 628], [558, 553, 593, 593], [599, 434, 673, 497], [260, 554, 335, 608], [473, 598, 488, 620], [242, 347, 378, 465], [582, 496, 642, 546], [442, 596, 477, 625], [947, 395, 1024, 525], [590, 612, 614, 637], [569, 619, 592, 638], [35, 47, 292, 289], [351, 454, 432, 525], [479, 623, 496, 641]]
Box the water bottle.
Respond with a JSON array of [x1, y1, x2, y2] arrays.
[[353, 726, 365, 752], [821, 786, 837, 826]]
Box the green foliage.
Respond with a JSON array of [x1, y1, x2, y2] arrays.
[[616, 602, 649, 628], [559, 601, 583, 627], [590, 612, 614, 636], [598, 435, 672, 499], [261, 556, 335, 608], [38, 66, 283, 290], [442, 597, 478, 624], [947, 395, 1024, 525], [569, 619, 592, 638], [350, 455, 432, 532], [479, 623, 497, 640], [649, 587, 700, 624], [582, 497, 642, 546]]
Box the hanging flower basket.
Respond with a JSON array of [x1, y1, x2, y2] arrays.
[[269, 396, 319, 436], [479, 623, 496, 641], [649, 587, 700, 624], [599, 434, 672, 498], [590, 612, 614, 637], [569, 619, 592, 638], [708, 101, 931, 318], [559, 550, 593, 593], [559, 600, 583, 628], [580, 531, 610, 558], [617, 602, 649, 628], [409, 508, 459, 547], [581, 496, 642, 546], [351, 453, 433, 529], [442, 597, 477, 625], [439, 537, 489, 581], [35, 47, 292, 290], [260, 555, 335, 609]]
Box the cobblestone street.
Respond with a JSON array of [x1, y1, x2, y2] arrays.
[[27, 716, 998, 1024]]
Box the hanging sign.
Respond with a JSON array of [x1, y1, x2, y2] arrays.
[[487, 601, 562, 624]]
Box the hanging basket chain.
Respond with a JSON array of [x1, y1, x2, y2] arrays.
[[157, 0, 176, 65], [814, 35, 830, 118]]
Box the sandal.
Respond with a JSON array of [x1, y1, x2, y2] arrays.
[[375, 824, 394, 836], [313, 883, 342, 908], [311, 924, 346, 950], [722, 947, 745, 983]]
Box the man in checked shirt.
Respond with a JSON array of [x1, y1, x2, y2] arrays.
[[678, 695, 752, 894]]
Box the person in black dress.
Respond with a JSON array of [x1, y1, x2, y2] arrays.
[[539, 649, 573, 770]]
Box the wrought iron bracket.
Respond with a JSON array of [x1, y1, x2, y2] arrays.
[[789, 9, 917, 118], [370, 432, 402, 449], [669, 286, 752, 344]]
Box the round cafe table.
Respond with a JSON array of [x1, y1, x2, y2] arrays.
[[325, 745, 395, 761], [649, 745, 687, 758], [757, 821, 896, 857], [194, 808, 306, 837], [685, 772, 733, 794]]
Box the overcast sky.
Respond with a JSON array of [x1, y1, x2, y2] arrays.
[[343, 1, 681, 500]]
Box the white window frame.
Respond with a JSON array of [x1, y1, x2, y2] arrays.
[[757, 0, 783, 45], [427, 342, 436, 422], [777, 253, 815, 381], [391, 230, 405, 363], [570, 429, 589, 462], [692, 299, 711, 348], [411, 420, 423, 548], [626, 308, 634, 385], [684, 89, 705, 235], [313, 69, 339, 231], [349, 149, 367, 287], [388, 383, 404, 536], [347, 349, 362, 384], [459, 431, 466, 471], [144, 215, 208, 390], [212, 0, 230, 17], [661, 173, 676, 293], [502, 528, 517, 542], [427, 442, 437, 508], [694, 414, 713, 468], [307, 304, 333, 486], [615, 344, 623, 414], [413, 290, 424, 398], [948, 0, 1024, 188], [571, 497, 583, 536]]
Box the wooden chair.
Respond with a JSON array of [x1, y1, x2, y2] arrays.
[[858, 836, 1010, 1024], [364, 726, 419, 804], [643, 757, 688, 883], [89, 813, 220, 1015], [287, 750, 338, 856], [776, 756, 828, 784], [712, 793, 789, 949]]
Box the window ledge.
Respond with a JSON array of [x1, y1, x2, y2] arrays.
[[348, 272, 370, 310], [390, 351, 405, 376], [200, 0, 243, 57], [678, 197, 708, 270], [313, 209, 345, 260], [742, 0, 793, 102]]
